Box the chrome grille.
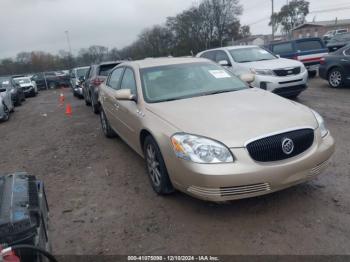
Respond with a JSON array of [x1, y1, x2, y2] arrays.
[[308, 160, 330, 177], [246, 129, 314, 162], [188, 183, 271, 198], [274, 67, 301, 76]]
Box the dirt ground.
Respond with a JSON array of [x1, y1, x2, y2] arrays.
[[0, 77, 349, 255]]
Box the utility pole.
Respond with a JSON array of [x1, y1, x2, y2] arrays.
[[271, 0, 274, 40], [65, 30, 73, 68]]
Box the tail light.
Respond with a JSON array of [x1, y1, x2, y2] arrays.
[[92, 78, 104, 87], [320, 57, 326, 65]]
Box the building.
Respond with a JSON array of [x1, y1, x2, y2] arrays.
[[292, 19, 350, 39]]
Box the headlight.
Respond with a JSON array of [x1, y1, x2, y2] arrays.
[[10, 89, 15, 94], [312, 110, 328, 138], [251, 68, 275, 76], [171, 133, 234, 164], [300, 65, 306, 73]]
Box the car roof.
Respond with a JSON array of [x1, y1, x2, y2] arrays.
[[13, 76, 30, 80], [121, 57, 212, 69], [99, 61, 124, 66]]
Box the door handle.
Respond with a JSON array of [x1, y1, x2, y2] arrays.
[[341, 59, 348, 62]]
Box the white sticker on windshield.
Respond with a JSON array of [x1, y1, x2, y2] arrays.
[[259, 50, 269, 54], [2, 81, 9, 84], [209, 70, 231, 79]]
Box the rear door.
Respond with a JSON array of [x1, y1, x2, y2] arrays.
[[100, 67, 125, 131], [113, 67, 141, 150]]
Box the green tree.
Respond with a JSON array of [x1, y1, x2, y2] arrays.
[[270, 0, 309, 38]]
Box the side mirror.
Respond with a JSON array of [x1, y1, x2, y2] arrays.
[[79, 76, 85, 82], [115, 89, 136, 101], [240, 73, 255, 84], [218, 60, 231, 67]]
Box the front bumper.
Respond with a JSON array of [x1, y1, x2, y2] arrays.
[[23, 87, 35, 96], [251, 71, 308, 97], [73, 87, 83, 96], [166, 130, 335, 202]]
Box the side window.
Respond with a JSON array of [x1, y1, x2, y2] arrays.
[[296, 40, 323, 51], [215, 50, 230, 63], [108, 68, 124, 90], [272, 43, 294, 54], [85, 68, 91, 78], [200, 51, 215, 61], [120, 68, 137, 95]]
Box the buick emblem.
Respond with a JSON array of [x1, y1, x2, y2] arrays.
[[282, 138, 294, 155]]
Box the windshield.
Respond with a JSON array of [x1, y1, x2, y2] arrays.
[[140, 62, 247, 103], [14, 78, 31, 84], [229, 47, 276, 63], [76, 68, 89, 77]]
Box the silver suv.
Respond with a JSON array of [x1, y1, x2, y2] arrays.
[[197, 45, 308, 98]]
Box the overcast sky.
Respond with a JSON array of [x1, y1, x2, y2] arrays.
[[1, 0, 349, 59]]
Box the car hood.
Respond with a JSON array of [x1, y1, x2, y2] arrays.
[[19, 83, 32, 87], [146, 88, 317, 148], [238, 58, 302, 70]]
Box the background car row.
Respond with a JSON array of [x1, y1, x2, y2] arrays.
[[0, 75, 38, 122]]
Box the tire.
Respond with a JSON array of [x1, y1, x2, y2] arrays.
[[91, 94, 100, 114], [1, 104, 10, 122], [84, 90, 91, 106], [100, 109, 117, 138], [328, 67, 344, 88], [49, 82, 56, 89], [308, 71, 317, 78], [143, 136, 174, 195], [14, 96, 22, 106]]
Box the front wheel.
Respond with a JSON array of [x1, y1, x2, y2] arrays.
[[1, 104, 10, 121], [308, 71, 317, 78], [100, 109, 117, 138], [143, 136, 174, 195], [328, 68, 344, 88]]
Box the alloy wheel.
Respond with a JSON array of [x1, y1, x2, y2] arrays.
[[329, 70, 342, 87], [146, 144, 161, 187]]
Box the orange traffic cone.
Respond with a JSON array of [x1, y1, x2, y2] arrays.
[[65, 103, 72, 116], [59, 93, 65, 106]]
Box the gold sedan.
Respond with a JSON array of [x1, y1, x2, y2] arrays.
[[98, 58, 335, 202]]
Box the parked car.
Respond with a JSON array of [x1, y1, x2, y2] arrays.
[[197, 45, 308, 98], [70, 66, 90, 97], [327, 32, 350, 52], [323, 29, 348, 43], [0, 80, 15, 121], [267, 37, 328, 77], [0, 76, 25, 106], [83, 61, 123, 114], [98, 57, 335, 202], [319, 44, 350, 88], [13, 76, 38, 97], [31, 71, 70, 90]]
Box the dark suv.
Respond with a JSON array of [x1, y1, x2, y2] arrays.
[[32, 71, 70, 90], [83, 61, 123, 114], [267, 38, 328, 77]]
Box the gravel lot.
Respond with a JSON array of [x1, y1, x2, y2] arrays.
[[0, 77, 349, 255]]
